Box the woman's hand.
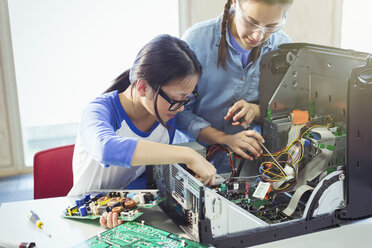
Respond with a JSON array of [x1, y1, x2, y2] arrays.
[[99, 211, 123, 229], [185, 148, 217, 185], [223, 130, 264, 160], [224, 100, 260, 125]]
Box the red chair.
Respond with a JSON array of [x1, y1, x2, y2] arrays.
[[33, 144, 75, 199]]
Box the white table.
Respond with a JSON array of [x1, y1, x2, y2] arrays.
[[1, 197, 372, 248], [0, 197, 184, 248]]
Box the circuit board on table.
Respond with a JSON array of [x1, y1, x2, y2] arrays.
[[73, 221, 209, 248], [62, 190, 164, 222]]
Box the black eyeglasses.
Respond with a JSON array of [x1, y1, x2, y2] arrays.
[[158, 88, 198, 111]]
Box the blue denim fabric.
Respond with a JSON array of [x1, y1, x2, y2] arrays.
[[177, 14, 291, 173]]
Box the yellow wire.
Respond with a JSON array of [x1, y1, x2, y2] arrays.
[[260, 164, 282, 177], [260, 162, 286, 180], [260, 120, 333, 191], [293, 140, 304, 166], [272, 183, 291, 191], [263, 122, 328, 158], [286, 152, 295, 165]]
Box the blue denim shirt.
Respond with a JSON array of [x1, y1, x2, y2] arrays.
[[178, 14, 291, 141], [177, 15, 291, 173]]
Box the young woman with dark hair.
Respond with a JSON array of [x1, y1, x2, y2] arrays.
[[67, 34, 216, 228], [178, 0, 293, 173]]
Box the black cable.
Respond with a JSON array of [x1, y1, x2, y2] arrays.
[[235, 158, 245, 177]]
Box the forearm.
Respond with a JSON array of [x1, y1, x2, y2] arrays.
[[131, 140, 195, 166], [197, 126, 230, 145], [177, 107, 211, 141], [195, 103, 260, 146]]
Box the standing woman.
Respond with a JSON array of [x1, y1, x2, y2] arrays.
[[178, 0, 293, 173], [68, 34, 216, 201]]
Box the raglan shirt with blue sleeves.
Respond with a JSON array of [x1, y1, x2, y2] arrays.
[[177, 14, 291, 172], [68, 90, 176, 196]]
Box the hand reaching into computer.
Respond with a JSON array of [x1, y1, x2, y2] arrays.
[[223, 131, 264, 160]]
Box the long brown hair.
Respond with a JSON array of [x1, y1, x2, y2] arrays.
[[217, 0, 293, 69]]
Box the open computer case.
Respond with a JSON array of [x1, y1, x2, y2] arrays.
[[150, 43, 372, 247]]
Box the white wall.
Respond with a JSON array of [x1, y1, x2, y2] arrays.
[[283, 0, 343, 46], [341, 0, 372, 53], [1, 0, 179, 175], [179, 0, 225, 36], [0, 0, 26, 175], [8, 0, 179, 128]]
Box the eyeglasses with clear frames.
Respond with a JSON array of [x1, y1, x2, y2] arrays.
[[235, 0, 285, 34], [159, 88, 198, 111]]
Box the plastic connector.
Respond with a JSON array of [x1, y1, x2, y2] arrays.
[[285, 175, 294, 181]]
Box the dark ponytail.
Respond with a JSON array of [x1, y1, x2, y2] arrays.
[[217, 0, 262, 67], [103, 69, 131, 94], [217, 0, 233, 70]]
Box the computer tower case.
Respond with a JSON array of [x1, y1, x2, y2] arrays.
[[152, 43, 372, 247]]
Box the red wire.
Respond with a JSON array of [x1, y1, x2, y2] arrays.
[[207, 145, 236, 178]]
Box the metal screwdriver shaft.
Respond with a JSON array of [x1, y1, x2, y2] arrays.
[[28, 210, 52, 238], [239, 119, 288, 176]]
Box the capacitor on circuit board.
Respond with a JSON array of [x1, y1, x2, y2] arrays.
[[79, 205, 88, 216]]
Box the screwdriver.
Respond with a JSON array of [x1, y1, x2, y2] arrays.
[[235, 115, 288, 176], [28, 210, 52, 238]]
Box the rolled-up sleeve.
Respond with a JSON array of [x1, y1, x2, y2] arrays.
[[177, 103, 211, 140], [177, 29, 212, 140]]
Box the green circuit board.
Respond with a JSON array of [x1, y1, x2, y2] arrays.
[[63, 190, 165, 222], [74, 221, 209, 248]]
